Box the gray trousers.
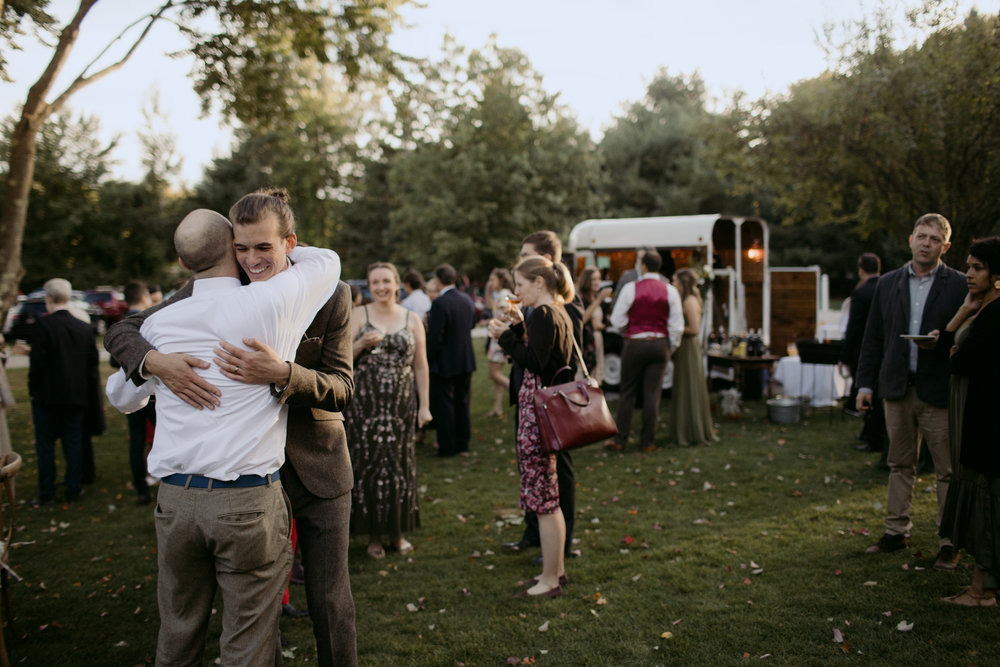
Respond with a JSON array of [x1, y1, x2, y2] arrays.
[[154, 481, 292, 666]]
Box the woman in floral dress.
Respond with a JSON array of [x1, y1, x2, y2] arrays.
[[488, 256, 575, 597], [346, 262, 432, 559]]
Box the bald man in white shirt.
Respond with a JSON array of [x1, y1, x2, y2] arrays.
[[106, 208, 340, 665]]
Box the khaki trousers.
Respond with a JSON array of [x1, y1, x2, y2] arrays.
[[883, 387, 952, 545], [154, 481, 292, 666]]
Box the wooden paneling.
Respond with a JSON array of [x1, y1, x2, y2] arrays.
[[770, 271, 817, 355]]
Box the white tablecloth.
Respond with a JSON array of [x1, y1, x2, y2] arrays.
[[771, 356, 846, 407]]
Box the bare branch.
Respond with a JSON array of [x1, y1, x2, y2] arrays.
[[21, 0, 100, 123], [48, 0, 177, 117]]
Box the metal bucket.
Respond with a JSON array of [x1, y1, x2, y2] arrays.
[[767, 397, 802, 424]]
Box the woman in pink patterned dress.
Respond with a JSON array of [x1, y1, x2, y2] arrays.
[[487, 256, 575, 598]]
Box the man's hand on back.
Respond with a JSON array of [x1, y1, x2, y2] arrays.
[[214, 338, 292, 388], [145, 350, 221, 409]]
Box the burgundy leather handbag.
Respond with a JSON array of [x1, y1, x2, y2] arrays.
[[533, 340, 618, 454]]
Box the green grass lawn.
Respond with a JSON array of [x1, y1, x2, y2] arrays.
[[3, 345, 998, 665]]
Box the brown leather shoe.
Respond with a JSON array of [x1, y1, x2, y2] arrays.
[[865, 532, 907, 554]]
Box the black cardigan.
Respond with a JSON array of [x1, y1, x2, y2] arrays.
[[498, 303, 575, 388]]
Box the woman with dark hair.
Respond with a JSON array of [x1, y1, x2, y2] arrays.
[[484, 268, 515, 418], [669, 268, 717, 446], [932, 236, 1000, 606], [487, 256, 576, 598], [346, 262, 433, 559], [575, 267, 611, 386]]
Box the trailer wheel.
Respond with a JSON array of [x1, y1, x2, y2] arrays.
[[603, 353, 621, 390]]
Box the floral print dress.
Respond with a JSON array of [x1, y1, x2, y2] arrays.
[[346, 308, 420, 537]]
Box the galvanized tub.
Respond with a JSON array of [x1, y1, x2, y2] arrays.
[[767, 397, 802, 424]]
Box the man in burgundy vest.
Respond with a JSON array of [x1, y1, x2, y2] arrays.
[[607, 250, 684, 452]]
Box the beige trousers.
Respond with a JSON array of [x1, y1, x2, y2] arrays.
[[882, 387, 952, 545], [154, 480, 292, 666]]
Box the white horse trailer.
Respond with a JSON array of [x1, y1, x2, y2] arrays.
[[566, 215, 820, 389]]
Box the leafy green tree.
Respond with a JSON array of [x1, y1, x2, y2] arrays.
[[598, 70, 729, 217], [386, 39, 602, 279], [0, 0, 407, 313], [742, 7, 1000, 260]]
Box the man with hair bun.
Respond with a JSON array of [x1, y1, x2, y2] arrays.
[[105, 200, 348, 665]]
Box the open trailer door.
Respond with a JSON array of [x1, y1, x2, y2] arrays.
[[768, 266, 821, 355]]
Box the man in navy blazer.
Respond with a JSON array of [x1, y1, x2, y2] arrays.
[[28, 278, 100, 505], [426, 264, 476, 457], [855, 214, 967, 567]]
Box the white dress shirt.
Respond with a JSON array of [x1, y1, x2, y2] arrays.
[[400, 289, 432, 318], [609, 273, 685, 350], [106, 246, 340, 480]]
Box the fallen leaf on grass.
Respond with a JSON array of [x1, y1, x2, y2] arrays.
[[115, 641, 127, 647], [832, 628, 844, 643], [882, 611, 892, 617], [863, 581, 878, 587], [660, 631, 673, 639], [406, 603, 419, 612], [672, 618, 682, 625], [834, 569, 842, 576], [622, 535, 635, 546], [538, 620, 550, 632], [596, 597, 608, 606], [896, 620, 914, 632], [631, 574, 641, 582]]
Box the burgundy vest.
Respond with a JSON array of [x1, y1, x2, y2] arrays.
[[625, 278, 669, 337]]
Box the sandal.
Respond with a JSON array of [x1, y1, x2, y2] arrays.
[[367, 543, 386, 560], [941, 587, 997, 608]]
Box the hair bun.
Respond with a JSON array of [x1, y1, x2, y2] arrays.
[[263, 187, 290, 203]]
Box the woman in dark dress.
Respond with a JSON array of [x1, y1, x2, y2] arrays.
[[487, 256, 575, 598], [346, 262, 432, 559], [934, 236, 1000, 607]]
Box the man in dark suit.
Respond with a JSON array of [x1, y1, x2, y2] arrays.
[[105, 192, 358, 666], [425, 264, 476, 457], [855, 213, 967, 569], [29, 278, 99, 506], [839, 253, 886, 452]]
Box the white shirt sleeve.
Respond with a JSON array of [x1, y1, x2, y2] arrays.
[[105, 368, 153, 414], [269, 245, 342, 332], [666, 283, 684, 350], [610, 281, 636, 329]]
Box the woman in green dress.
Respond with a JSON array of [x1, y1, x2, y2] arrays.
[[669, 269, 717, 446]]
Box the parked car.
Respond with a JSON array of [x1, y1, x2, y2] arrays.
[[84, 287, 129, 327], [3, 290, 102, 341]]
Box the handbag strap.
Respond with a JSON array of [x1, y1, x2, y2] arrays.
[[548, 330, 593, 386]]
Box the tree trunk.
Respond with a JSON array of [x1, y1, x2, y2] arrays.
[[0, 0, 98, 314]]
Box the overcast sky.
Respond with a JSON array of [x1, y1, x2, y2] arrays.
[[0, 0, 991, 185]]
